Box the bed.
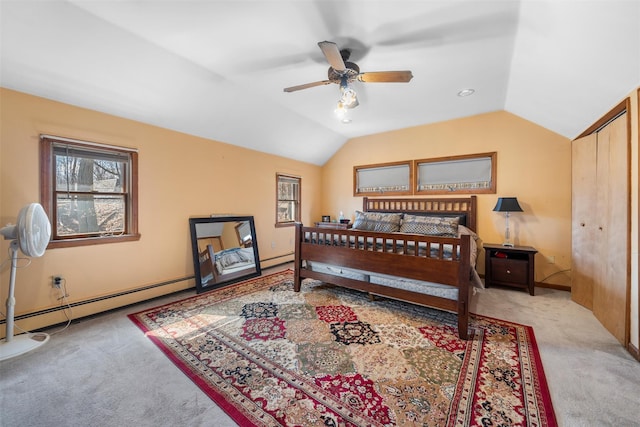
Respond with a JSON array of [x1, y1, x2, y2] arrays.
[[294, 196, 478, 339], [199, 246, 256, 285]]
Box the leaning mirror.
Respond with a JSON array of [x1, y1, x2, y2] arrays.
[[189, 215, 261, 293]]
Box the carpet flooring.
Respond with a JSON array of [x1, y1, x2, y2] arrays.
[[1, 265, 638, 426]]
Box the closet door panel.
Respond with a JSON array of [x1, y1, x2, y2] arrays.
[[571, 133, 598, 309], [593, 113, 629, 344], [594, 127, 610, 312]]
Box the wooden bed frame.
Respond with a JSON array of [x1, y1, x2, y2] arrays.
[[199, 244, 220, 284], [294, 196, 477, 339]]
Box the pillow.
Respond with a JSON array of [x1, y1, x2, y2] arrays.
[[352, 211, 402, 232], [458, 224, 479, 240], [399, 214, 459, 237]]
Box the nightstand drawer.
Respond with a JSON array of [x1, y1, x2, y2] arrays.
[[490, 258, 528, 285]]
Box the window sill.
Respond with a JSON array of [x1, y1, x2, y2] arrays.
[[47, 234, 141, 249]]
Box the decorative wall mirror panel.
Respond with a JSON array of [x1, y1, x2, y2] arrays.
[[189, 215, 261, 293]]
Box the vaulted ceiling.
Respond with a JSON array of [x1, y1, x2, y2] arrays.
[[2, 1, 638, 165]]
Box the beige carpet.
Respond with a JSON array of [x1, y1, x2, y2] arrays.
[[1, 266, 638, 426]]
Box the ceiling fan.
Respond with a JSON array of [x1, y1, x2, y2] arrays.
[[283, 41, 413, 113]]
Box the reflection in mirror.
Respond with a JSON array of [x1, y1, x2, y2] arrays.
[[189, 215, 261, 293]]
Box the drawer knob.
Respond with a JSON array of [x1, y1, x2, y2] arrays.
[[506, 269, 511, 274]]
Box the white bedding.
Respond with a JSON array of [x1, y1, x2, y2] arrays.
[[305, 260, 461, 300], [201, 247, 256, 285]]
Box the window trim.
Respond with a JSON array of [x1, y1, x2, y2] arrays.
[[275, 173, 301, 227], [40, 135, 140, 248]]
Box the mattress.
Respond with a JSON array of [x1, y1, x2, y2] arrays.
[[305, 260, 460, 300]]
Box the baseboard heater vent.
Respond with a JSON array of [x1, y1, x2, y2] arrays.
[[260, 252, 294, 264], [0, 275, 194, 325], [2, 255, 296, 326]]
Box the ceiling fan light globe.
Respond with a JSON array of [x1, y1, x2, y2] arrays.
[[340, 87, 358, 108]]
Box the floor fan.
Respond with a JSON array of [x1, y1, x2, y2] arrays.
[[0, 203, 51, 361]]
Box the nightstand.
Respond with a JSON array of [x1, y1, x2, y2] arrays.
[[483, 243, 538, 295], [314, 221, 352, 229]]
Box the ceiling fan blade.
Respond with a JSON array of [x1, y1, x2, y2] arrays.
[[357, 71, 414, 83], [283, 80, 332, 93], [318, 41, 346, 71]]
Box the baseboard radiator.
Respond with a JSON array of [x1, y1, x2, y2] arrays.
[[1, 252, 295, 329], [0, 276, 194, 327]]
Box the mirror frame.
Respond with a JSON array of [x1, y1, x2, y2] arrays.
[[189, 215, 261, 293]]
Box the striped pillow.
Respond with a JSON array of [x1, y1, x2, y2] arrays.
[[352, 211, 402, 233], [399, 215, 459, 237]]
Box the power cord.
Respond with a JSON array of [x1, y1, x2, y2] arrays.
[[50, 277, 73, 335], [537, 268, 572, 284], [0, 249, 32, 271], [0, 276, 73, 337]]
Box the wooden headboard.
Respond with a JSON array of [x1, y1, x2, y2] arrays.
[[362, 196, 477, 232]]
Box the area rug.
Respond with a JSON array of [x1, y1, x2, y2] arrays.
[[129, 270, 557, 426]]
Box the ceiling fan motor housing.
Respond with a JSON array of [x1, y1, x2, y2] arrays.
[[328, 61, 360, 83]]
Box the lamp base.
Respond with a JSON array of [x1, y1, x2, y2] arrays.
[[502, 242, 514, 247]]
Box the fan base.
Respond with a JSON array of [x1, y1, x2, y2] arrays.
[[0, 332, 50, 361]]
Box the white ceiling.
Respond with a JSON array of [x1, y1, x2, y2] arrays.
[[2, 1, 639, 165]]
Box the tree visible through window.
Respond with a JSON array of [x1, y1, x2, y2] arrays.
[[40, 136, 140, 248], [276, 174, 300, 226]]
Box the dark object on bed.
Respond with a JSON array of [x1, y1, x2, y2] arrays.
[[294, 196, 477, 339]]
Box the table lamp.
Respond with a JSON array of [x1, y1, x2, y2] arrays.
[[493, 197, 523, 247]]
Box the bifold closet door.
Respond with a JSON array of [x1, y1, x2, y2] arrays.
[[571, 133, 598, 310], [593, 112, 628, 345]]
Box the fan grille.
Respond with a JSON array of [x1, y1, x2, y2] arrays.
[[17, 203, 51, 257]]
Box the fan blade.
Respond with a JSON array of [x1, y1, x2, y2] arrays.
[[357, 71, 414, 83], [283, 80, 332, 93], [318, 41, 346, 71]]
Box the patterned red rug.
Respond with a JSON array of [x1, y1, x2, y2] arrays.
[[129, 270, 557, 426]]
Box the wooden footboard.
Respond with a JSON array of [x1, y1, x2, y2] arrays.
[[294, 224, 471, 339]]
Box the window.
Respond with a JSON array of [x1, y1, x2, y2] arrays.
[[353, 161, 413, 196], [235, 221, 253, 248], [353, 153, 497, 197], [40, 136, 140, 248], [276, 174, 300, 226], [415, 152, 496, 194]]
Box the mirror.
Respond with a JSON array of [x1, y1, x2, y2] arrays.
[[189, 215, 261, 293]]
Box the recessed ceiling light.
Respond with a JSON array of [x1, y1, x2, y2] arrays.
[[457, 88, 475, 97]]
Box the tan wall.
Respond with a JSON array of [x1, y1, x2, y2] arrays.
[[321, 111, 572, 287], [4, 87, 636, 349], [0, 88, 322, 334]]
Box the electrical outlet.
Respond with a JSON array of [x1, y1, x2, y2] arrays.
[[52, 276, 63, 288]]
